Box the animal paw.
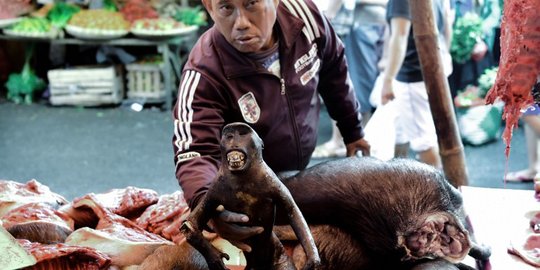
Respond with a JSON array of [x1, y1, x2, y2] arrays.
[[301, 258, 321, 270], [206, 248, 230, 270]]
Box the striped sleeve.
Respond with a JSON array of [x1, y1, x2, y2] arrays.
[[281, 0, 321, 42], [173, 70, 201, 157], [172, 69, 225, 207]]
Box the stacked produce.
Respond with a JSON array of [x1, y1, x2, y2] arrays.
[[172, 5, 207, 27], [454, 67, 498, 107], [5, 17, 53, 37], [131, 17, 197, 38], [2, 2, 80, 38], [66, 9, 130, 39], [450, 12, 484, 64], [68, 9, 129, 31], [119, 0, 159, 24], [46, 2, 80, 28], [132, 18, 185, 32], [0, 0, 34, 20]]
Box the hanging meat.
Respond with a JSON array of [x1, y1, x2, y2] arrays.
[[484, 0, 540, 154]]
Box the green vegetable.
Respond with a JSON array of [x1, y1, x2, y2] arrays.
[[5, 44, 46, 104], [10, 18, 51, 33], [477, 66, 498, 97], [454, 66, 498, 107], [104, 0, 117, 12], [450, 12, 484, 64], [47, 3, 80, 28], [173, 6, 207, 26]]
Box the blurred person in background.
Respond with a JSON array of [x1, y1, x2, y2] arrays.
[[380, 0, 454, 169], [506, 79, 540, 182], [312, 0, 387, 158]]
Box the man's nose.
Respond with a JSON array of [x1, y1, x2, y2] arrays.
[[234, 9, 250, 30]]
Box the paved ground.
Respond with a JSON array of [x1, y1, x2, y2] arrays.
[[0, 99, 533, 201]]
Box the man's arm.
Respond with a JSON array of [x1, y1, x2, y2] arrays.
[[381, 17, 410, 104], [315, 9, 364, 145], [173, 70, 224, 209]]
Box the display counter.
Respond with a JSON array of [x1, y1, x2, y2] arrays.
[[461, 186, 540, 270]]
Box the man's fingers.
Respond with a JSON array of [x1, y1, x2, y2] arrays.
[[216, 205, 249, 223], [362, 147, 371, 157], [229, 240, 252, 253], [219, 223, 264, 238]]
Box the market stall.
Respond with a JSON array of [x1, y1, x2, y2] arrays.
[[0, 0, 206, 110]]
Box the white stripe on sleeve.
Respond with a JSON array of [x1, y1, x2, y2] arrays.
[[295, 0, 320, 38], [282, 0, 314, 41], [174, 70, 200, 152]]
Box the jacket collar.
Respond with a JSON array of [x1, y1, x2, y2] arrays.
[[212, 2, 305, 79]]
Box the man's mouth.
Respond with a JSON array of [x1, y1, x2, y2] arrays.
[[236, 36, 256, 44], [227, 150, 246, 170]]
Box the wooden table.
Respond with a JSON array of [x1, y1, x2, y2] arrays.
[[461, 186, 540, 270]]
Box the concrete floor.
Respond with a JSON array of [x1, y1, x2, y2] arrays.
[[0, 100, 533, 200]]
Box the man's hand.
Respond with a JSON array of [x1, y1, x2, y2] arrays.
[[381, 78, 395, 105], [346, 138, 371, 157], [208, 205, 264, 252]]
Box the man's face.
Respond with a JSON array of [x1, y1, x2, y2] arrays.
[[203, 0, 280, 53]]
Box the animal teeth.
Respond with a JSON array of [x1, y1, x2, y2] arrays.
[[227, 151, 245, 169]]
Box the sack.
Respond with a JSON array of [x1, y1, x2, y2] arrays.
[[457, 103, 503, 146], [363, 101, 397, 161]]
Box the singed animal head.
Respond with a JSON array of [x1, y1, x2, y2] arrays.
[[220, 122, 264, 172]]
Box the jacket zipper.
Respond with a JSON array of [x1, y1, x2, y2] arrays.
[[279, 74, 303, 168]]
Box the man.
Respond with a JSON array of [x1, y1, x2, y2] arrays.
[[172, 0, 369, 250], [380, 0, 453, 168]]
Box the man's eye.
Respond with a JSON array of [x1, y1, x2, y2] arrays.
[[219, 5, 233, 14], [246, 0, 258, 8]]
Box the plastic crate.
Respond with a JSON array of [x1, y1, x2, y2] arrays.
[[125, 63, 166, 102], [48, 66, 124, 106]]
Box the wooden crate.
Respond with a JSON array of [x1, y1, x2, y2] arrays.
[[125, 63, 166, 102], [47, 66, 124, 106]]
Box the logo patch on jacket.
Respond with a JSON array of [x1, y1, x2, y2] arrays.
[[238, 92, 260, 123], [177, 151, 201, 163], [300, 58, 320, 85]]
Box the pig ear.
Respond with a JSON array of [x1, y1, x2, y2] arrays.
[[397, 212, 471, 263]]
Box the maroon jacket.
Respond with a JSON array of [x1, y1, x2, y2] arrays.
[[173, 0, 364, 208]]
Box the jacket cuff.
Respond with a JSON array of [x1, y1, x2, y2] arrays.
[[337, 113, 365, 144]]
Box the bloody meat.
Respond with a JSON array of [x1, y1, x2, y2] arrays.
[[18, 239, 111, 270], [484, 0, 540, 155]]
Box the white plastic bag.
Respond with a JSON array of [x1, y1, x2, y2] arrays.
[[363, 101, 397, 161], [369, 74, 385, 108]]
